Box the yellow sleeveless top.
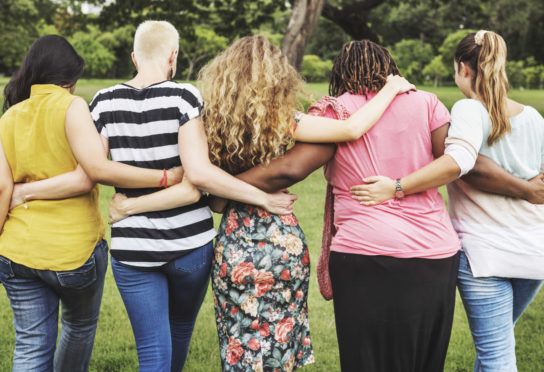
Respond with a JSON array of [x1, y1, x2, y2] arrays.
[[0, 84, 104, 271]]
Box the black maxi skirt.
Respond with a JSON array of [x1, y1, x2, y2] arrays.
[[329, 251, 460, 372]]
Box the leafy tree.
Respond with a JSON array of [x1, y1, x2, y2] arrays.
[[70, 26, 116, 77], [108, 25, 136, 78], [423, 56, 450, 87], [322, 0, 386, 40], [485, 0, 544, 64], [0, 0, 40, 72], [179, 26, 228, 80], [300, 54, 332, 82], [207, 0, 286, 38], [391, 39, 433, 83], [438, 29, 475, 65], [507, 60, 525, 89], [306, 18, 350, 61], [523, 65, 543, 89]]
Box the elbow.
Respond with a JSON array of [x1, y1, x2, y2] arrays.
[[82, 164, 102, 183], [184, 169, 209, 190], [186, 185, 202, 204], [277, 162, 308, 184], [75, 170, 95, 193], [83, 162, 110, 185], [78, 176, 95, 193], [0, 182, 13, 196], [345, 126, 360, 142]]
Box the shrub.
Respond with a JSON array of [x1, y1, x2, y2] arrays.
[[70, 26, 115, 77], [300, 55, 332, 83], [391, 39, 433, 83], [423, 56, 450, 86]]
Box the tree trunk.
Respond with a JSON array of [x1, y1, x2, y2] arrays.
[[281, 0, 325, 70], [185, 60, 195, 81]]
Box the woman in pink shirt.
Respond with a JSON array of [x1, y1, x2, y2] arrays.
[[314, 40, 461, 372]]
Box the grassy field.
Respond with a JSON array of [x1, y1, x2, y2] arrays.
[[0, 80, 543, 371]]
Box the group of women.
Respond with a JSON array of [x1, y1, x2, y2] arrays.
[[0, 19, 542, 372]]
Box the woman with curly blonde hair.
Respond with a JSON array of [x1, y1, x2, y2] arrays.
[[198, 35, 413, 371]]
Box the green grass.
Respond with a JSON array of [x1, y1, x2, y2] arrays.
[[0, 80, 543, 371]]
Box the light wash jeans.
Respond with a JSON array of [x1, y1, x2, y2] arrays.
[[111, 241, 213, 372], [0, 240, 108, 372], [457, 251, 543, 372]]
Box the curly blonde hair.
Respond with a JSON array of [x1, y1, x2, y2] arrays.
[[198, 35, 305, 174]]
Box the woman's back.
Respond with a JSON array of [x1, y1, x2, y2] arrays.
[[0, 84, 103, 270], [324, 90, 460, 258], [90, 81, 215, 268], [447, 99, 544, 278]]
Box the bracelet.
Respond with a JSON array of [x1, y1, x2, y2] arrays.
[[159, 169, 168, 188]]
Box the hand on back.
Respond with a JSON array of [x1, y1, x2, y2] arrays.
[[350, 176, 396, 206], [525, 173, 544, 204], [263, 190, 298, 215], [386, 75, 416, 95]]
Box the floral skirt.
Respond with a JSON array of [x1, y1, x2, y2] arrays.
[[212, 203, 314, 371]]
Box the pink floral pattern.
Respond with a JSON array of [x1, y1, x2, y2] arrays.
[[212, 202, 314, 371]]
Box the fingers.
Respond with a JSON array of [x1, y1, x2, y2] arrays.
[[351, 184, 371, 192], [362, 176, 381, 183], [351, 190, 370, 197]]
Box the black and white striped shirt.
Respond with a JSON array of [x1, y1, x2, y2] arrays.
[[90, 81, 216, 267]]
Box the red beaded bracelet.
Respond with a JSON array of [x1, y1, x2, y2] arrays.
[[159, 169, 168, 188]]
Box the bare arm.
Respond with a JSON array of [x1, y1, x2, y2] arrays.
[[209, 142, 335, 213], [9, 133, 179, 209], [178, 118, 296, 215], [108, 178, 202, 223], [236, 142, 335, 192], [462, 155, 544, 203], [10, 166, 94, 209], [352, 127, 544, 205], [65, 97, 180, 188], [0, 139, 13, 230], [295, 76, 415, 143], [351, 123, 459, 204]]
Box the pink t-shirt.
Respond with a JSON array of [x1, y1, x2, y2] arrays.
[[323, 91, 460, 259]]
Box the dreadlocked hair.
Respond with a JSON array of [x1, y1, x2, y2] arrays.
[[329, 40, 400, 98]]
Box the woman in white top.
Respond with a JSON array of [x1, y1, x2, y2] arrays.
[[350, 30, 544, 371]]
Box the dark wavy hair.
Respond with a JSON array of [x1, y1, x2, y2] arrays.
[[329, 40, 400, 97], [3, 35, 84, 112]]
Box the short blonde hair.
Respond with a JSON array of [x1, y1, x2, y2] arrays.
[[133, 20, 179, 61]]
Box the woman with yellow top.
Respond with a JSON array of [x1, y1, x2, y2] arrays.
[[0, 35, 296, 372], [0, 35, 187, 372]]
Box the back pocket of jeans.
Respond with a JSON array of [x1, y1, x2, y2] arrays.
[[0, 256, 14, 282], [175, 244, 213, 273], [56, 256, 97, 290]]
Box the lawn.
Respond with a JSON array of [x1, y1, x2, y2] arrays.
[[0, 80, 543, 371]]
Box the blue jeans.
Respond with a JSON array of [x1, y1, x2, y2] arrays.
[[111, 241, 213, 372], [0, 240, 108, 372], [457, 251, 543, 372]]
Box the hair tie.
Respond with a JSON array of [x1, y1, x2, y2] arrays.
[[474, 30, 488, 46]]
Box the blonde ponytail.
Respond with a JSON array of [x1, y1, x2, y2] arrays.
[[455, 31, 511, 145]]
